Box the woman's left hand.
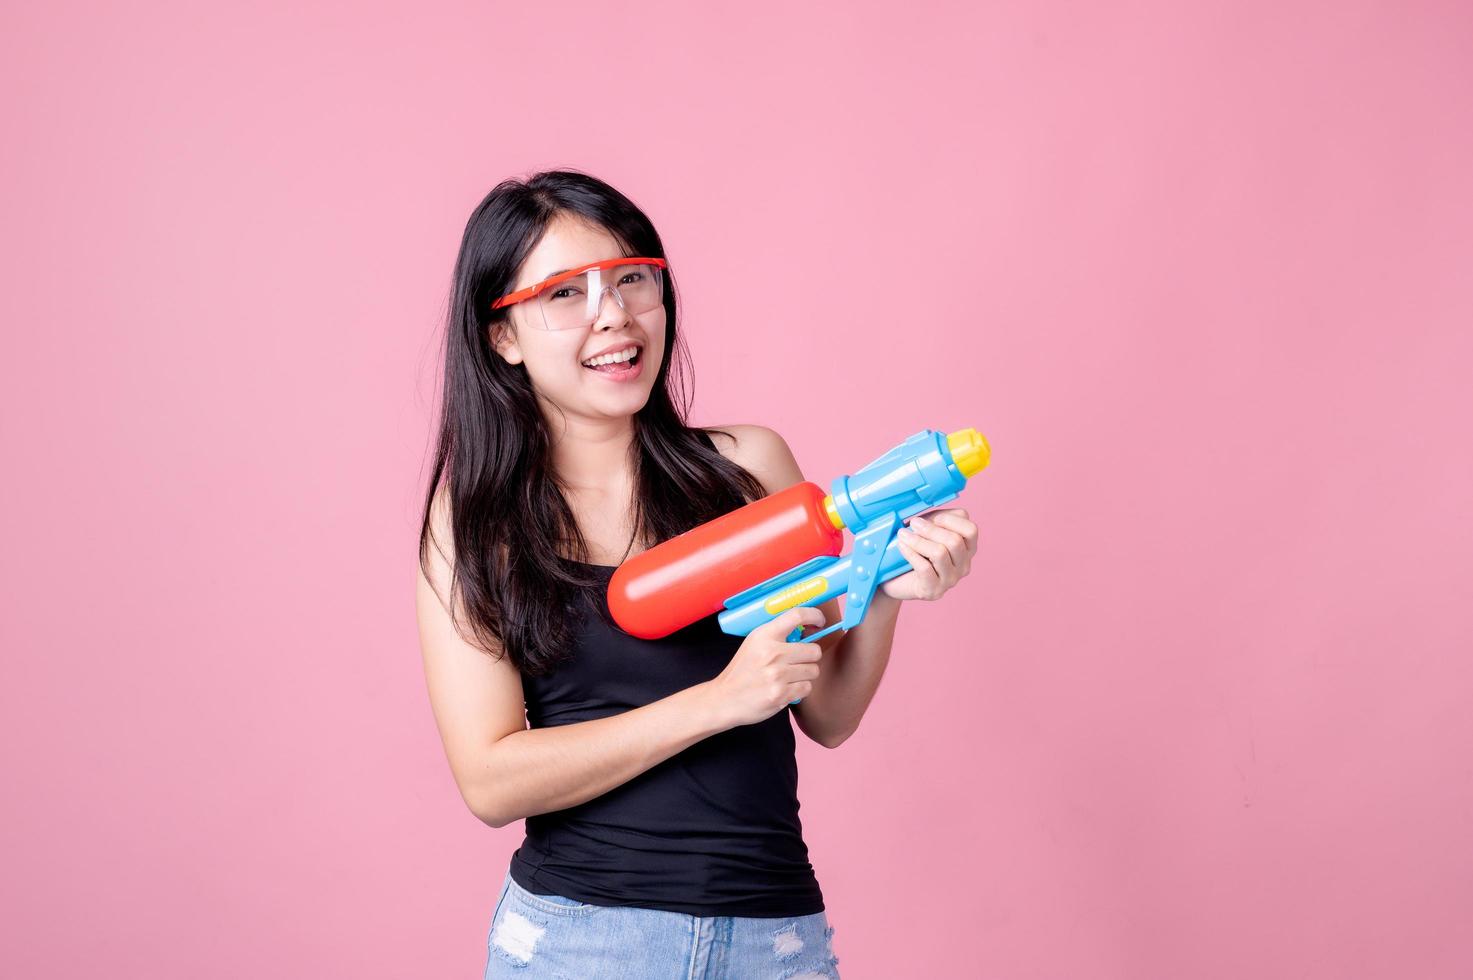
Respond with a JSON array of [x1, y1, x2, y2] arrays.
[[880, 508, 980, 602]]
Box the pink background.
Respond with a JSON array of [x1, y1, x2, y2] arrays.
[[3, 1, 1470, 977]]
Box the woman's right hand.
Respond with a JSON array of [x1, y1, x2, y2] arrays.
[[705, 606, 827, 728]]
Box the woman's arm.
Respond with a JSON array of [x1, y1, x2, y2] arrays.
[[416, 491, 736, 828], [418, 486, 824, 828], [706, 425, 903, 749]]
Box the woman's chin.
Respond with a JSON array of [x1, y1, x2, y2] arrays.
[[577, 381, 653, 418]]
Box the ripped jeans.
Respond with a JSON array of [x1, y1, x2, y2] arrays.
[[482, 871, 841, 979]]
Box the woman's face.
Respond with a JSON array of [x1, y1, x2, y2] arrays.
[[491, 214, 666, 425]]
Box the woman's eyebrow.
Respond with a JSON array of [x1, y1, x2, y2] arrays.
[[542, 254, 637, 279]]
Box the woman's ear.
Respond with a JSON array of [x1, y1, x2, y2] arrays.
[[489, 320, 524, 365]]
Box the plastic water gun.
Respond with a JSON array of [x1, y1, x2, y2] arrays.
[[608, 427, 991, 646]]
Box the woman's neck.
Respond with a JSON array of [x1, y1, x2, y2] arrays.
[[545, 412, 637, 492]]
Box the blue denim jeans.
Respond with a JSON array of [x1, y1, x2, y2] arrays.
[[482, 871, 841, 979]]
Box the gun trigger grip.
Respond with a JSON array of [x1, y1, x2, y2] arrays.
[[841, 512, 898, 631]]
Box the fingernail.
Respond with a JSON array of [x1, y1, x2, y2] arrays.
[[912, 516, 928, 526]]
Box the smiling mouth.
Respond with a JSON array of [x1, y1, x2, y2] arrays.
[[582, 348, 642, 373]]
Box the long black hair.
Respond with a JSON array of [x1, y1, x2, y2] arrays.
[[418, 169, 767, 676]]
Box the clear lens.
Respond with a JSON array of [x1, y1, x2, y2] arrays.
[[536, 261, 663, 330]]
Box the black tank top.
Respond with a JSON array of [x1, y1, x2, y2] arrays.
[[508, 445, 825, 917]]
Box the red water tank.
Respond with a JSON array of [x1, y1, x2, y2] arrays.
[[608, 481, 845, 639]]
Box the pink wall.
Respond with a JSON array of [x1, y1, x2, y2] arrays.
[[3, 1, 1470, 977]]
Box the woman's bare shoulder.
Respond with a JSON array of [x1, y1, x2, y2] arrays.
[[701, 424, 804, 496]]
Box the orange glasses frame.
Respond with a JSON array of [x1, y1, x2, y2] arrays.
[[489, 256, 669, 311]]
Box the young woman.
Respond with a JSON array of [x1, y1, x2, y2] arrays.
[[416, 170, 978, 979]]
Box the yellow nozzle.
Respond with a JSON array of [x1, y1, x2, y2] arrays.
[[947, 428, 991, 478]]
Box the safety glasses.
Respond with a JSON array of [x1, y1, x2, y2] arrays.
[[490, 257, 668, 331]]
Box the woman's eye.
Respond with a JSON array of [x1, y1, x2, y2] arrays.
[[549, 286, 582, 300], [619, 273, 644, 285]]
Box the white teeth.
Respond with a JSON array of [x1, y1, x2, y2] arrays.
[[582, 346, 639, 367]]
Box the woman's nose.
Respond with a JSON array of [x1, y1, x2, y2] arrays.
[[591, 285, 631, 329]]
